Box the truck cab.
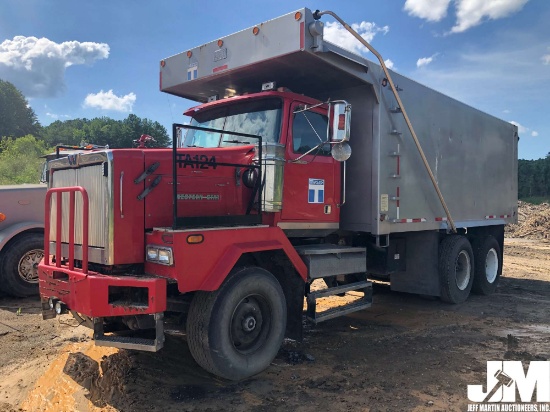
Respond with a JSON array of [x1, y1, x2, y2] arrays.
[[179, 90, 341, 231]]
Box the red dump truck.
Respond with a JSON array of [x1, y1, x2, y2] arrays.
[[39, 8, 518, 380]]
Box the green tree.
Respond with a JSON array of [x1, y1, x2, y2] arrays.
[[41, 119, 88, 147], [119, 114, 171, 148], [0, 135, 50, 184], [42, 115, 170, 148], [0, 80, 41, 138], [518, 156, 550, 200]]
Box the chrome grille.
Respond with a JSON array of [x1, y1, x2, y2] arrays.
[[50, 164, 108, 248]]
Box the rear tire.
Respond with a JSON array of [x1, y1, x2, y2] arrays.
[[439, 235, 474, 304], [471, 235, 501, 295], [0, 233, 43, 297], [186, 267, 286, 380]]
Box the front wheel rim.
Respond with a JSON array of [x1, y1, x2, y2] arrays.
[[230, 294, 271, 355], [485, 248, 499, 284], [455, 250, 471, 291], [18, 249, 43, 283]]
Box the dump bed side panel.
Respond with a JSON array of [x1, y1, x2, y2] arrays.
[[294, 49, 518, 235], [341, 65, 518, 235]]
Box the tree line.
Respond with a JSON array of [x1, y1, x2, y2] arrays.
[[0, 79, 171, 184], [518, 156, 550, 201]]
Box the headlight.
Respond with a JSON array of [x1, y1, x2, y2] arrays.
[[146, 245, 173, 265], [158, 249, 172, 264], [147, 246, 159, 261]]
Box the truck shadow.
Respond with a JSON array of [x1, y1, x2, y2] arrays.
[[63, 336, 246, 410]]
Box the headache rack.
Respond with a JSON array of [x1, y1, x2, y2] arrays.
[[171, 123, 264, 229]]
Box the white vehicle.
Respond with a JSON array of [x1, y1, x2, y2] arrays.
[[0, 145, 106, 296], [0, 184, 46, 296]]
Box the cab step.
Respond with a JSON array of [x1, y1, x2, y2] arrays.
[[306, 280, 372, 323], [93, 313, 165, 352]]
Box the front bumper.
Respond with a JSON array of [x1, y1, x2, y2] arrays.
[[38, 262, 167, 318]]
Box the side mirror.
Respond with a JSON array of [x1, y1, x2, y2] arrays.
[[329, 101, 351, 143], [332, 142, 351, 162]]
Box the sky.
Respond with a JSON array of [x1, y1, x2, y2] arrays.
[[0, 0, 548, 160]]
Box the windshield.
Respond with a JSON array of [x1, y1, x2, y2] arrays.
[[183, 98, 282, 148]]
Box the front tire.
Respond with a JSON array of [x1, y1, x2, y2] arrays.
[[0, 233, 43, 297], [471, 235, 501, 295], [439, 235, 474, 304], [186, 267, 287, 380]]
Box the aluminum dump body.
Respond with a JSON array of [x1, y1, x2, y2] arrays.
[[161, 8, 518, 235]]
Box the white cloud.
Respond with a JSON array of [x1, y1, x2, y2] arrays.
[[0, 36, 109, 98], [451, 0, 530, 33], [503, 109, 511, 114], [324, 21, 389, 56], [417, 54, 438, 67], [542, 54, 550, 65], [510, 120, 528, 134], [510, 121, 538, 137], [44, 105, 70, 120], [83, 89, 136, 112], [403, 0, 529, 34], [46, 112, 70, 120], [404, 0, 451, 22], [411, 38, 550, 111], [384, 59, 395, 70]]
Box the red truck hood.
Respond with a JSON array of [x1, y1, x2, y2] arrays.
[[141, 145, 256, 228]]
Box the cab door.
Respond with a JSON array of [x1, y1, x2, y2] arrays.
[[280, 101, 340, 226]]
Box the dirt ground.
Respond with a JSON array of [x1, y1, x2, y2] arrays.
[[0, 237, 548, 412]]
